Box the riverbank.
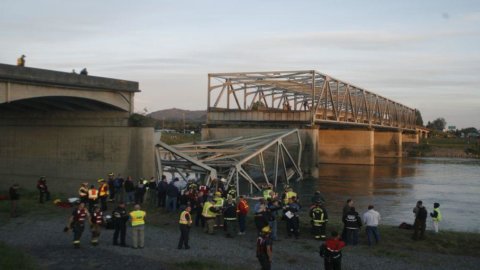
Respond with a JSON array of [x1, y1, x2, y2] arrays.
[[1, 193, 479, 270], [406, 137, 479, 158]]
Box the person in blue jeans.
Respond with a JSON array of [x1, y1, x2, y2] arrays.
[[362, 205, 381, 246], [166, 179, 180, 212]]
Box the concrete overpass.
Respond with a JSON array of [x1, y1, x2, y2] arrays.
[[202, 70, 429, 167], [0, 64, 155, 191]]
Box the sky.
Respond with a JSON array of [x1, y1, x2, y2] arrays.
[[1, 0, 479, 128]]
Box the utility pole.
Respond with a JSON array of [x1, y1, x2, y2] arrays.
[[183, 112, 186, 134]]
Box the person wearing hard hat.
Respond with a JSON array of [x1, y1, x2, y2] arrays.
[[256, 226, 273, 270], [213, 191, 225, 228], [98, 178, 109, 211]]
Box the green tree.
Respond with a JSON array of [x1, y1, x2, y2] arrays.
[[415, 109, 424, 126], [427, 118, 446, 131]]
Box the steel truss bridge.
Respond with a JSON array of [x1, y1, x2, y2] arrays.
[[207, 70, 417, 130], [155, 130, 303, 195]]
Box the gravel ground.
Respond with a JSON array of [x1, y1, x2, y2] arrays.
[[1, 208, 479, 270]]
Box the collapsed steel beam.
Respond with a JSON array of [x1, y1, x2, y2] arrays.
[[155, 129, 303, 195]]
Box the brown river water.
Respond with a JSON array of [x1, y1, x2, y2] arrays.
[[291, 157, 480, 233]]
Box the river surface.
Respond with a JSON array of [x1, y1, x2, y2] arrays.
[[292, 158, 480, 233]]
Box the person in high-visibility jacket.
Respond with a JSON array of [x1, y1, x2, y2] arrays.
[[263, 185, 273, 200], [129, 204, 146, 249], [78, 183, 88, 204], [213, 192, 225, 227], [178, 206, 192, 249], [202, 196, 217, 234], [310, 201, 328, 240], [430, 202, 442, 233], [282, 186, 297, 205], [87, 185, 98, 214], [98, 178, 109, 211]]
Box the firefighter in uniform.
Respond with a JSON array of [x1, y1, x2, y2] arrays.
[[67, 202, 92, 248], [202, 196, 217, 234], [78, 182, 89, 204], [320, 231, 345, 270], [256, 226, 273, 270], [213, 191, 225, 227], [87, 185, 98, 214], [178, 205, 192, 249], [98, 178, 109, 211], [310, 201, 328, 240], [91, 206, 103, 246]]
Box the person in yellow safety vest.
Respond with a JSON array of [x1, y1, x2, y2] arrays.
[[202, 196, 218, 234], [213, 191, 225, 227], [283, 187, 297, 205], [430, 202, 442, 233], [178, 205, 192, 249], [98, 178, 109, 212], [79, 183, 89, 204], [129, 204, 146, 249], [263, 185, 273, 200], [17, 55, 26, 67], [87, 185, 98, 214], [310, 201, 328, 240]]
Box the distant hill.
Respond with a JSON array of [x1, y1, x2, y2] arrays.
[[148, 108, 207, 122]]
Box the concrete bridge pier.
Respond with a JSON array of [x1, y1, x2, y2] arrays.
[[317, 129, 374, 165], [374, 130, 403, 158]]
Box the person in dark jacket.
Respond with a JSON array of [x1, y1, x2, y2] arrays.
[[223, 196, 238, 238], [124, 176, 135, 205], [166, 178, 180, 212], [267, 199, 282, 240], [254, 198, 269, 234], [37, 176, 50, 203], [343, 207, 362, 245], [112, 202, 129, 247], [412, 200, 428, 240], [284, 197, 301, 239], [157, 175, 168, 207], [134, 179, 146, 204], [9, 184, 20, 217]]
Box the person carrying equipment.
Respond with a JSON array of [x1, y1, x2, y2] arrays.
[[310, 201, 328, 240]]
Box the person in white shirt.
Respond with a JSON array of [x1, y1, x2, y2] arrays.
[[362, 205, 381, 246]]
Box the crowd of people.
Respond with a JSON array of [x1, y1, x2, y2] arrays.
[[6, 174, 443, 270]]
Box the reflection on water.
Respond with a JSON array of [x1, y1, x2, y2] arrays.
[[293, 158, 480, 232]]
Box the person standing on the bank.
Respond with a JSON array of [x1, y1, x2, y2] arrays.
[[112, 202, 129, 247], [124, 176, 135, 205], [130, 204, 146, 249], [412, 200, 428, 240], [37, 176, 50, 203], [67, 202, 92, 248], [256, 226, 273, 270], [430, 202, 442, 233], [178, 205, 192, 249], [90, 206, 103, 246], [343, 207, 362, 245], [237, 195, 249, 235], [223, 196, 238, 238], [157, 175, 168, 208], [362, 205, 381, 246], [320, 231, 346, 270], [341, 199, 353, 239], [98, 178, 109, 211], [9, 183, 20, 217]]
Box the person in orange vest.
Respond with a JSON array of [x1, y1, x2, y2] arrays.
[[78, 182, 88, 204], [237, 195, 249, 235], [88, 185, 98, 214], [90, 206, 103, 246], [129, 204, 146, 249], [98, 178, 109, 211], [178, 205, 192, 249]]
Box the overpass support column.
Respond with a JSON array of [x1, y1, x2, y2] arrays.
[[318, 129, 374, 165], [374, 130, 402, 158], [402, 132, 419, 145]]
